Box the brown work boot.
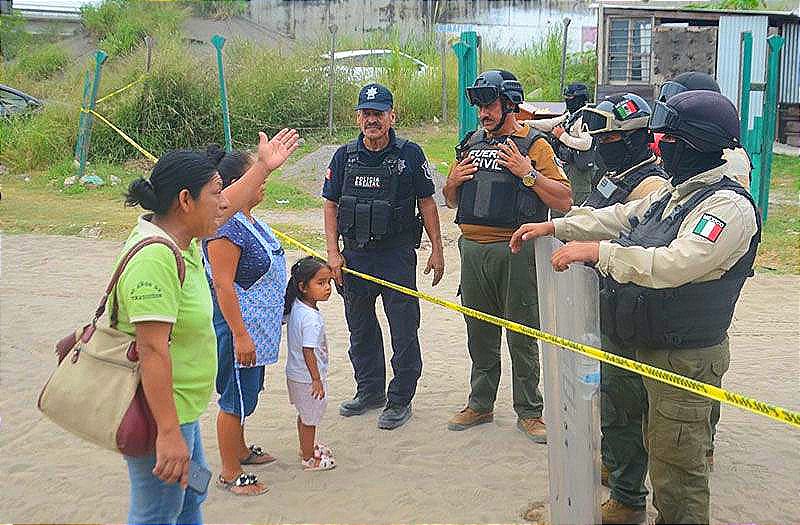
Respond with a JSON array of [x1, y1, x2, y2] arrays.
[[601, 463, 610, 487], [447, 407, 493, 431], [601, 498, 646, 524], [517, 417, 547, 444]]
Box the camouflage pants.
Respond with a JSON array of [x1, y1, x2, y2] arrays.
[[637, 339, 730, 524]]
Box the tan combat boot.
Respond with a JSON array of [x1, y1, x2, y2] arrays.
[[447, 407, 493, 431], [601, 498, 646, 524], [517, 417, 547, 443]]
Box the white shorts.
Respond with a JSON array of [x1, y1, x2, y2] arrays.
[[287, 378, 328, 427]]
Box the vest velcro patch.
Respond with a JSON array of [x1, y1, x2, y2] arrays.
[[354, 175, 382, 189], [692, 213, 726, 242]]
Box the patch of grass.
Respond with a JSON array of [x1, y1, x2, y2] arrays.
[[260, 179, 320, 209], [80, 0, 184, 58], [269, 223, 326, 253], [755, 154, 800, 274], [181, 0, 248, 20], [0, 11, 33, 60], [12, 43, 70, 80]]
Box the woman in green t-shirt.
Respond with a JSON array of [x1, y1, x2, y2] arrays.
[[117, 130, 299, 524]]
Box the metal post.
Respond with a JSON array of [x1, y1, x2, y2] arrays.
[[144, 35, 154, 73], [739, 32, 753, 146], [440, 33, 448, 122], [211, 35, 232, 153], [560, 17, 572, 97], [758, 34, 785, 222], [74, 69, 91, 163], [328, 23, 338, 138], [77, 50, 108, 180], [452, 31, 479, 141]]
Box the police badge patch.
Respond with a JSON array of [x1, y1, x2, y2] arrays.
[[397, 159, 407, 175]]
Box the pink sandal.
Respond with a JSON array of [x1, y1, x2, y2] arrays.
[[301, 446, 336, 471]]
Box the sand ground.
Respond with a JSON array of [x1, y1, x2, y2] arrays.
[[1, 213, 798, 523]]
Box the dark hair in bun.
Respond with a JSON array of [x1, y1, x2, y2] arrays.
[[206, 143, 253, 188], [125, 149, 217, 215]]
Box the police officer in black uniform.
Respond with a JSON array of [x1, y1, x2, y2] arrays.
[[511, 89, 760, 524], [323, 83, 444, 430], [579, 92, 668, 524]]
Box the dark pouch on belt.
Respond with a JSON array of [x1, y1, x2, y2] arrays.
[[355, 202, 371, 243]]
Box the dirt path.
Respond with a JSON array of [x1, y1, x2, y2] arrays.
[[1, 229, 797, 524]]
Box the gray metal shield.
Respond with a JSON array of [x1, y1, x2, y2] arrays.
[[534, 236, 602, 525]]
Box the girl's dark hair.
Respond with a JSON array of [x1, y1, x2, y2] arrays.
[[284, 256, 329, 315], [206, 144, 252, 189], [125, 149, 217, 215]]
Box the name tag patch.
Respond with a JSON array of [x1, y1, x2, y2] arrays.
[[596, 176, 618, 199], [354, 175, 382, 189], [693, 213, 726, 242]]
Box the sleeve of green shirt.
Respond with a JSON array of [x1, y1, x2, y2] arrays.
[[117, 244, 182, 324]]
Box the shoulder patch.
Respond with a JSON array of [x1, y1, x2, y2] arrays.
[[422, 161, 436, 180], [692, 213, 726, 242]]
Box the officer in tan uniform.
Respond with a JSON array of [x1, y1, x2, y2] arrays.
[[443, 70, 572, 443], [510, 90, 760, 524]]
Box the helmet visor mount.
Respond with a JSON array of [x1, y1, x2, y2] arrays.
[[658, 81, 687, 103], [648, 101, 681, 133], [466, 86, 500, 107], [582, 107, 615, 135]]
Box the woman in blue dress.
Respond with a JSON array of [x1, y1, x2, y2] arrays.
[[204, 145, 287, 496]]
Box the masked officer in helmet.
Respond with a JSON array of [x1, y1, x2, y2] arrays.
[[527, 82, 598, 205], [510, 90, 760, 524], [656, 71, 752, 193], [442, 70, 572, 442], [576, 92, 670, 523], [324, 83, 445, 430]]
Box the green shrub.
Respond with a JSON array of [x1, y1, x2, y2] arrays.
[[180, 0, 248, 19], [14, 44, 70, 80], [0, 11, 32, 60]]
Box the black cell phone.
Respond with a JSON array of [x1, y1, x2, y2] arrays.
[[187, 459, 212, 493]]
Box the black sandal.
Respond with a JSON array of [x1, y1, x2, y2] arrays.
[[240, 444, 277, 466], [216, 472, 269, 496]]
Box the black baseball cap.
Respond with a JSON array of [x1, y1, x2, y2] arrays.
[[355, 83, 393, 112]]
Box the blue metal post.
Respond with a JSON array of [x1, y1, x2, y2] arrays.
[[211, 34, 232, 153], [77, 50, 108, 179]]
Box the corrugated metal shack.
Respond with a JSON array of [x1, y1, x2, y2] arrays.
[[595, 3, 800, 146]]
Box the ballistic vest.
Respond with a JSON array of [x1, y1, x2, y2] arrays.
[[599, 176, 761, 350], [583, 158, 666, 208], [455, 128, 549, 229], [336, 137, 418, 249]]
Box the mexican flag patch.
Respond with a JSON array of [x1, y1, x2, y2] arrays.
[[614, 99, 639, 119], [693, 214, 726, 242]]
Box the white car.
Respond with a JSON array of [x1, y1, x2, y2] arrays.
[[320, 49, 430, 82]]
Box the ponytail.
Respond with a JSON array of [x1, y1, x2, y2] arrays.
[[284, 256, 329, 315]]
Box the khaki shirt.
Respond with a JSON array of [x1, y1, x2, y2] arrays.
[[595, 156, 669, 204], [722, 147, 752, 193], [553, 163, 758, 289]]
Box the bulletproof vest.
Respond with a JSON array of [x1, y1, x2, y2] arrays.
[[599, 176, 761, 350], [583, 160, 665, 208], [337, 137, 417, 249], [454, 129, 549, 229]]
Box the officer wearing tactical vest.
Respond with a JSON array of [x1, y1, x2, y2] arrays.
[[527, 82, 597, 205], [579, 92, 668, 524], [510, 90, 760, 524], [442, 70, 572, 443], [323, 83, 445, 430]]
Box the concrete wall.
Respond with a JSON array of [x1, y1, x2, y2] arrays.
[[652, 25, 717, 88]]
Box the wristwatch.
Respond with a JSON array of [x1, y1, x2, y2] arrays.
[[522, 168, 538, 188]]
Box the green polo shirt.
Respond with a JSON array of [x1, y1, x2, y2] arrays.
[[110, 214, 217, 424]]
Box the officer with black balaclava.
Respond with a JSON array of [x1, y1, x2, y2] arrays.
[[323, 83, 445, 430], [442, 70, 572, 444], [656, 71, 752, 192], [511, 89, 760, 525], [527, 82, 597, 205], [573, 92, 669, 524]]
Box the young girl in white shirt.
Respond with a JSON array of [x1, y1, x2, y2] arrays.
[[284, 256, 336, 471]]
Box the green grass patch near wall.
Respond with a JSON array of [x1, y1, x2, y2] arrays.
[[755, 154, 800, 274]]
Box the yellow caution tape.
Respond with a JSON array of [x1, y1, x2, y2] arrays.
[[82, 109, 158, 163], [270, 228, 800, 430], [81, 117, 800, 430], [95, 75, 146, 106]]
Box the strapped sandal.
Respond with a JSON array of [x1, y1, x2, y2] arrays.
[[301, 447, 336, 471], [240, 444, 277, 466], [297, 443, 335, 459], [216, 472, 269, 496]]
